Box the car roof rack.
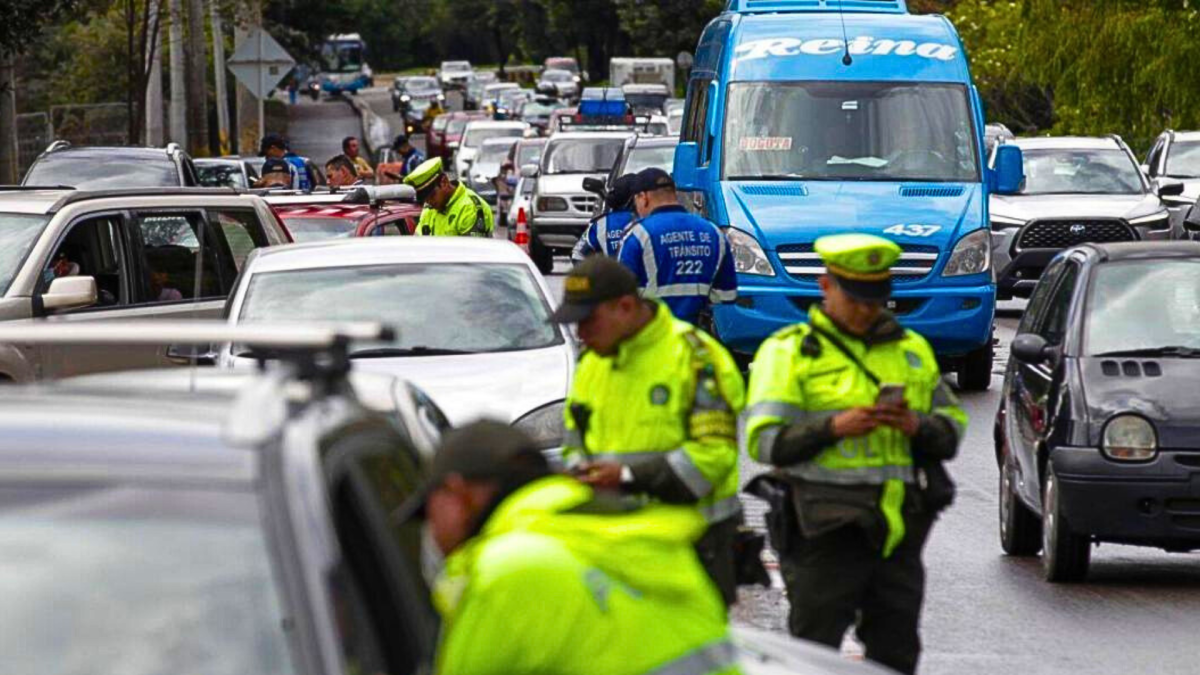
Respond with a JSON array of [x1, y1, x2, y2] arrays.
[[49, 187, 242, 212], [44, 140, 71, 154], [0, 185, 76, 192], [725, 0, 907, 13]]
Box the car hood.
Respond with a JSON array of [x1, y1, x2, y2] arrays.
[[990, 193, 1162, 221], [722, 180, 982, 250], [347, 345, 572, 425], [539, 173, 599, 196], [1080, 357, 1200, 448], [732, 626, 894, 674]]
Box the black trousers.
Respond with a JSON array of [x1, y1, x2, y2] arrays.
[[696, 516, 738, 606], [778, 513, 935, 675]]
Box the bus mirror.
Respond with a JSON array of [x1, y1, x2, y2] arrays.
[[673, 142, 700, 190], [993, 145, 1025, 195]]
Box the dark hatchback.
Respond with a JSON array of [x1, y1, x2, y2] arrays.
[[995, 241, 1200, 581]]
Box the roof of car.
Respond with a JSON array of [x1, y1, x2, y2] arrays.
[[0, 187, 257, 215], [40, 145, 178, 160], [481, 137, 521, 149], [1170, 130, 1200, 142], [0, 189, 72, 214], [246, 237, 534, 273], [549, 131, 635, 142], [630, 135, 680, 148], [1084, 241, 1200, 262], [465, 120, 527, 130], [1011, 136, 1123, 150]]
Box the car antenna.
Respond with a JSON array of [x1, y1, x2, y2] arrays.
[[838, 0, 853, 67]]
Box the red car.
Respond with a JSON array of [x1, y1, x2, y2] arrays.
[[269, 201, 422, 242], [428, 111, 489, 160]]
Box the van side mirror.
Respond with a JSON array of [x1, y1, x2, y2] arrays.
[[1156, 178, 1185, 197], [1011, 333, 1051, 364], [520, 164, 540, 178], [42, 276, 97, 311], [673, 142, 700, 191], [582, 177, 606, 197], [992, 145, 1025, 195]]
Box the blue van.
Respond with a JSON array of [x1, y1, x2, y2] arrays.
[[673, 0, 1024, 390]]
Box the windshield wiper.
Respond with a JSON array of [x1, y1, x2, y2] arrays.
[[348, 346, 479, 358], [727, 174, 809, 181], [1093, 346, 1200, 359]]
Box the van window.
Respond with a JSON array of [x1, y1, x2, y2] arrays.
[[682, 78, 711, 149]]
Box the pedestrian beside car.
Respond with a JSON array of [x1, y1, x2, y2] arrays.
[[740, 233, 967, 675], [260, 133, 315, 191], [397, 420, 738, 675], [381, 134, 426, 182], [403, 157, 494, 237], [325, 155, 364, 188], [616, 168, 737, 326], [571, 173, 637, 264], [551, 257, 745, 605], [342, 136, 376, 181]]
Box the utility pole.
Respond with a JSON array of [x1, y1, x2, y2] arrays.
[[145, 0, 164, 145], [167, 0, 186, 146], [0, 60, 17, 183], [209, 0, 230, 155], [234, 0, 262, 155], [185, 0, 210, 156]]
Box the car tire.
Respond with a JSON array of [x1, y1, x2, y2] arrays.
[[958, 339, 994, 392], [999, 459, 1041, 556], [1041, 466, 1091, 582], [531, 236, 554, 275]]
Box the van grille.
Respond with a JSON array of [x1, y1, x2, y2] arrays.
[[1016, 219, 1136, 250], [776, 243, 939, 283], [738, 184, 808, 197], [899, 185, 965, 198]]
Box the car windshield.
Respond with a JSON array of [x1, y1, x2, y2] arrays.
[[406, 77, 439, 93], [1085, 260, 1200, 355], [196, 162, 247, 188], [544, 139, 624, 174], [447, 118, 468, 135], [463, 127, 523, 149], [723, 81, 980, 182], [240, 263, 562, 354], [523, 102, 561, 117], [1165, 140, 1200, 178], [25, 155, 179, 188], [516, 144, 543, 167], [625, 93, 667, 112], [547, 60, 578, 73], [443, 62, 469, 73], [0, 485, 296, 675], [1021, 148, 1144, 195], [544, 70, 573, 83], [479, 141, 517, 164], [0, 213, 50, 295], [624, 144, 677, 175], [281, 217, 359, 242], [321, 42, 363, 74]]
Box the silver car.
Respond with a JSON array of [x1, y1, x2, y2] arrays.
[[988, 135, 1183, 299]]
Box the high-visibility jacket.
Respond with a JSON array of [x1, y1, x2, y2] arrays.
[[563, 302, 745, 524], [417, 182, 494, 237], [740, 306, 967, 557], [434, 475, 740, 675], [572, 208, 634, 263], [617, 205, 737, 325]]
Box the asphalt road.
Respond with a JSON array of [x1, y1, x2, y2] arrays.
[[286, 98, 1200, 675]]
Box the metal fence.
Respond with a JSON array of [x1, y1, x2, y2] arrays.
[[49, 103, 130, 147], [16, 113, 51, 175]]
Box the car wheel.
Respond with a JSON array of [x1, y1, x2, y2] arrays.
[[531, 237, 554, 275], [999, 459, 1041, 556], [1041, 466, 1091, 582], [957, 339, 994, 391]]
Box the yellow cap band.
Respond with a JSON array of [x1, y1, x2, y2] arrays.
[[826, 263, 891, 282]]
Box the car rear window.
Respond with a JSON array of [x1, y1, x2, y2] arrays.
[[25, 154, 179, 189]]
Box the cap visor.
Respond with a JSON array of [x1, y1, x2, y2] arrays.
[[833, 275, 892, 304], [549, 300, 598, 324]]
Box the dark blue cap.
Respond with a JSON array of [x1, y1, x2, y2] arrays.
[[631, 167, 674, 195]]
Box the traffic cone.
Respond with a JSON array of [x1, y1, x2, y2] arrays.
[[514, 207, 530, 255]]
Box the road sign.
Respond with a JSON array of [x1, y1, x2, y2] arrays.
[[227, 28, 295, 99]]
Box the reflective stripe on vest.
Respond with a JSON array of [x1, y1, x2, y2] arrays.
[[645, 640, 736, 675]]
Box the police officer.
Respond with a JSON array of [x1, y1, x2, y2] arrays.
[[740, 233, 967, 675], [552, 256, 745, 605], [397, 421, 736, 675], [404, 157, 494, 237], [393, 134, 426, 177], [571, 174, 637, 264], [259, 133, 315, 191], [617, 168, 736, 326]]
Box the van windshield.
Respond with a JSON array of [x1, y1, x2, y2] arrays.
[[723, 81, 980, 183]]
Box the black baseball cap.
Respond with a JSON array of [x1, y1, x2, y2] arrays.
[[630, 167, 675, 195], [259, 133, 288, 155], [605, 173, 638, 211], [392, 420, 547, 522], [549, 255, 640, 324], [261, 158, 290, 174], [392, 133, 410, 150]]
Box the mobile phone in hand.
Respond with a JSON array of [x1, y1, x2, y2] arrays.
[[876, 384, 906, 407]]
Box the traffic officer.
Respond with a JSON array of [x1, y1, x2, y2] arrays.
[[552, 256, 745, 605], [259, 133, 315, 191], [396, 420, 738, 675], [571, 173, 637, 264], [617, 168, 737, 325], [403, 157, 494, 237], [740, 233, 967, 675]]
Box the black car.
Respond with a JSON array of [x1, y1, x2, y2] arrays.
[[23, 141, 199, 188], [995, 241, 1200, 582]]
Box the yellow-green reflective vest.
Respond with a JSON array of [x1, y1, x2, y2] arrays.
[[417, 182, 494, 237], [434, 475, 740, 675], [740, 307, 967, 556], [562, 302, 745, 524]]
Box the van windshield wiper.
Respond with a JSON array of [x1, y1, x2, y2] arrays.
[[727, 174, 809, 181], [349, 346, 479, 358], [1093, 346, 1200, 359]]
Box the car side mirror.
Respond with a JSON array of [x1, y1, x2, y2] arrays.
[[520, 163, 540, 178], [992, 145, 1025, 195], [1156, 178, 1185, 197], [1140, 163, 1153, 176], [673, 142, 700, 190], [42, 276, 97, 311], [582, 176, 606, 197], [1011, 333, 1051, 364], [166, 342, 217, 366]]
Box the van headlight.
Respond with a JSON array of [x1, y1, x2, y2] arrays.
[[1102, 414, 1158, 462], [513, 400, 565, 450], [727, 227, 775, 277], [942, 229, 991, 277]]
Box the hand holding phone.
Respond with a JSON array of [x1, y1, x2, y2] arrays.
[[876, 384, 907, 408]]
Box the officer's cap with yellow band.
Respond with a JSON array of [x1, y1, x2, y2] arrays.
[[815, 233, 902, 303], [403, 157, 446, 199]]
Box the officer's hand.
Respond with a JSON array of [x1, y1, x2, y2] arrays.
[[577, 461, 623, 490], [874, 405, 920, 437], [830, 407, 880, 438]]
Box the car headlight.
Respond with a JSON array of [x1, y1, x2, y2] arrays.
[[727, 227, 775, 276], [989, 213, 1026, 231], [537, 196, 568, 212], [400, 94, 411, 102], [1102, 414, 1158, 462], [512, 400, 565, 450], [943, 229, 991, 277], [437, 93, 446, 101], [1128, 212, 1170, 230]]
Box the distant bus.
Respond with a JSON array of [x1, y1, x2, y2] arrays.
[[319, 33, 373, 95]]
